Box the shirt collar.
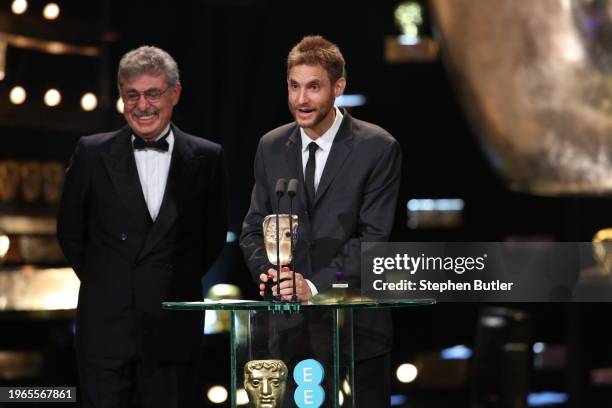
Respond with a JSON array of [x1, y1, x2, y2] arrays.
[[300, 107, 344, 152]]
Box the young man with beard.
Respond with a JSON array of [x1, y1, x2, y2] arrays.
[[240, 35, 401, 407], [58, 46, 227, 407]]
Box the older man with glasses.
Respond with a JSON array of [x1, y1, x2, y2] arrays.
[[58, 45, 227, 408]]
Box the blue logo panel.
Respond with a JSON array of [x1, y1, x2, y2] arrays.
[[293, 359, 325, 408]]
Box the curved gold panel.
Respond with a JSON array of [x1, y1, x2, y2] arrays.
[[431, 0, 612, 194]]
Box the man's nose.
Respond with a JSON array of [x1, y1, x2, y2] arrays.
[[262, 379, 271, 395], [136, 94, 150, 110], [298, 89, 309, 104]]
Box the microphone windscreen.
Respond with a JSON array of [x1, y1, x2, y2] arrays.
[[275, 178, 287, 196], [287, 179, 299, 196]]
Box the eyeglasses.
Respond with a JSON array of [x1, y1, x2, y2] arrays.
[[122, 85, 170, 105]]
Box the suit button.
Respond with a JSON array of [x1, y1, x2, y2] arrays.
[[120, 233, 128, 241]]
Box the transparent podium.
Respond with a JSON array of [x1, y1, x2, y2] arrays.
[[163, 295, 434, 408]]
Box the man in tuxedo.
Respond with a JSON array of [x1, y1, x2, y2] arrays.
[[240, 35, 401, 406], [57, 46, 227, 407]]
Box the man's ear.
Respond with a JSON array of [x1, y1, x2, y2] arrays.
[[334, 77, 346, 97], [171, 82, 182, 106]]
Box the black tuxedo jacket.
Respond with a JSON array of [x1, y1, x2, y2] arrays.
[[240, 111, 401, 359], [57, 124, 227, 362]]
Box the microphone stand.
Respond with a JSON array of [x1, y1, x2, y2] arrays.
[[274, 179, 287, 303], [287, 179, 299, 303]]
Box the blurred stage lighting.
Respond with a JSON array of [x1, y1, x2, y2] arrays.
[[396, 363, 418, 383], [336, 94, 366, 108], [81, 93, 98, 111], [44, 89, 61, 107], [11, 0, 27, 15], [43, 3, 59, 20], [342, 379, 351, 395], [116, 97, 124, 114], [527, 391, 568, 407], [441, 344, 472, 360], [9, 86, 26, 104], [533, 342, 545, 354], [207, 385, 228, 404], [407, 198, 465, 229], [391, 394, 408, 406], [0, 233, 9, 260]]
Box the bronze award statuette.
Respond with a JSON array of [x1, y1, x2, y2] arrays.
[[41, 161, 65, 204], [244, 359, 288, 408], [20, 161, 42, 203], [262, 214, 298, 300], [593, 228, 612, 276], [0, 161, 20, 203], [262, 214, 298, 267]]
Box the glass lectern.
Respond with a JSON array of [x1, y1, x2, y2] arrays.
[[163, 296, 434, 408]]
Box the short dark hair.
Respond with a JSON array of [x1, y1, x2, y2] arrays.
[[287, 35, 345, 82]]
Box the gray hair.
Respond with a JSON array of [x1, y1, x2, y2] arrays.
[[117, 45, 180, 89]]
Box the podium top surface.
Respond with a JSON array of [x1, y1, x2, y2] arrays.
[[162, 297, 435, 311]]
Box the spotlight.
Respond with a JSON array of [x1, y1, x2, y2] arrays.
[[43, 3, 59, 20], [116, 97, 124, 114], [207, 385, 228, 404], [396, 363, 418, 383], [80, 93, 97, 111], [44, 89, 61, 107], [9, 86, 26, 104], [11, 0, 27, 14], [0, 232, 9, 261]]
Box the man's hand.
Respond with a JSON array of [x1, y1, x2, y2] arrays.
[[259, 267, 313, 301]]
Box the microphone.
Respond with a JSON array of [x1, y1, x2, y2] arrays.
[[287, 179, 299, 302], [273, 178, 287, 302], [275, 178, 287, 197], [287, 179, 298, 197]]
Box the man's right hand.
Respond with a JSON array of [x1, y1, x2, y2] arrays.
[[259, 267, 313, 301]]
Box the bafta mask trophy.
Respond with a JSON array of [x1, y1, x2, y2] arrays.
[[262, 213, 298, 300], [244, 359, 288, 408], [262, 178, 299, 302]]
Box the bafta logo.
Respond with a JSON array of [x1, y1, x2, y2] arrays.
[[244, 359, 288, 408]]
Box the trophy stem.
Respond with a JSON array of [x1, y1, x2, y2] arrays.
[[274, 198, 282, 302], [289, 199, 298, 303]]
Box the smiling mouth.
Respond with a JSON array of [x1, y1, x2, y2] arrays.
[[134, 113, 157, 120]]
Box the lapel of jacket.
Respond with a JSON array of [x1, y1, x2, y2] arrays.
[[312, 110, 354, 209], [100, 126, 151, 234], [136, 125, 202, 262], [285, 125, 309, 212]]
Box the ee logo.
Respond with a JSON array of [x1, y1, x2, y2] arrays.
[[293, 359, 325, 407]]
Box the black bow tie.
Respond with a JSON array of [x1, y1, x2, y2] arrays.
[[133, 129, 170, 152]]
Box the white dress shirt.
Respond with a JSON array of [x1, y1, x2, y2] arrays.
[[300, 106, 344, 192], [298, 107, 344, 296], [132, 125, 173, 221]]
